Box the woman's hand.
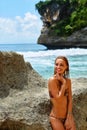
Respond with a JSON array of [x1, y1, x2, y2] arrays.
[[64, 117, 72, 130], [65, 114, 76, 130], [56, 73, 66, 85], [56, 73, 68, 97]]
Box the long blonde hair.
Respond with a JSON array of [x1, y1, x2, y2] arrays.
[[54, 56, 69, 78]]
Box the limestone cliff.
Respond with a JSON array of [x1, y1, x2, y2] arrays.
[[0, 52, 87, 130], [36, 0, 87, 49]]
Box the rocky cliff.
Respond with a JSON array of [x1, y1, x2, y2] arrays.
[[36, 1, 87, 49], [0, 52, 87, 130], [38, 27, 87, 49]]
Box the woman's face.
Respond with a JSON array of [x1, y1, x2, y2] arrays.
[[55, 58, 67, 75]]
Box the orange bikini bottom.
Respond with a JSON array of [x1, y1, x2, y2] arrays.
[[50, 115, 66, 124]]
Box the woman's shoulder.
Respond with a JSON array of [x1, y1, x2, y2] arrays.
[[66, 78, 71, 82], [66, 78, 71, 84], [48, 75, 56, 83], [66, 78, 71, 88]]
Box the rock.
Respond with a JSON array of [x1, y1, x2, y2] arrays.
[[0, 51, 27, 98], [71, 78, 87, 130], [0, 51, 49, 130], [0, 52, 87, 130], [38, 27, 87, 49]]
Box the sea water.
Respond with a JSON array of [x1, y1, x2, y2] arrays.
[[0, 43, 87, 79]]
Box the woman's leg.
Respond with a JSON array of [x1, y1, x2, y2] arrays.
[[50, 117, 65, 130]]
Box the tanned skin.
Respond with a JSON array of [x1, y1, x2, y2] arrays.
[[48, 56, 76, 130]]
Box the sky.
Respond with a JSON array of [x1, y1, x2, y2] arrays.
[[0, 0, 44, 44]]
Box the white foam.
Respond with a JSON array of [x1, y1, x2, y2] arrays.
[[18, 48, 87, 59]]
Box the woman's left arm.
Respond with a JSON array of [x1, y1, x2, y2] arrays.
[[67, 79, 73, 115], [65, 79, 76, 130], [64, 79, 73, 129]]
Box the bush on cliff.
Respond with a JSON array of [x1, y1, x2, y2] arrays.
[[35, 0, 87, 36]]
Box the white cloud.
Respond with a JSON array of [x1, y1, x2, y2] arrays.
[[24, 12, 38, 21], [0, 12, 42, 43], [0, 17, 16, 33]]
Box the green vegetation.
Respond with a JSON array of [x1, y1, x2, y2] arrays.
[[35, 0, 87, 36], [35, 0, 53, 15]]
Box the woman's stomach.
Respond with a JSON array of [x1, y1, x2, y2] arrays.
[[50, 96, 68, 118]]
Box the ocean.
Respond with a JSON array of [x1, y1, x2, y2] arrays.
[[0, 43, 87, 79]]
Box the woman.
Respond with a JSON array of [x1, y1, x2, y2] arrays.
[[48, 56, 76, 130]]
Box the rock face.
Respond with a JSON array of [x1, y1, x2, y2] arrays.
[[38, 27, 87, 49], [71, 78, 87, 130], [0, 52, 87, 130]]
